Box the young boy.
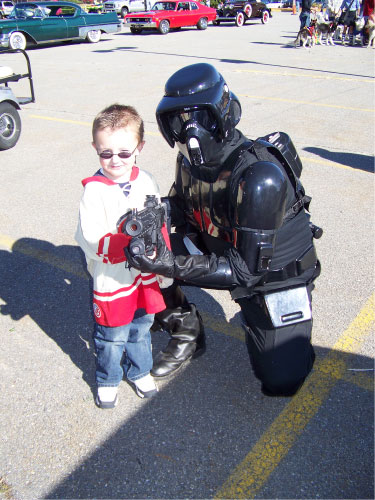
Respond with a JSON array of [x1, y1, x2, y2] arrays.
[[75, 104, 166, 409]]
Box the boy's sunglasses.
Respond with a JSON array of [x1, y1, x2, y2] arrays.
[[97, 144, 138, 160]]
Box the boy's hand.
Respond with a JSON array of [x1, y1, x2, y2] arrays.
[[98, 233, 131, 264]]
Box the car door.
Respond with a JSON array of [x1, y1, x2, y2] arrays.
[[38, 7, 68, 41], [174, 1, 190, 26]]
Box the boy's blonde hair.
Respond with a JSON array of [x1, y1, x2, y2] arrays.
[[92, 104, 144, 143]]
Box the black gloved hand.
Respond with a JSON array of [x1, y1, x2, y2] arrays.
[[125, 231, 175, 277], [125, 230, 221, 281]]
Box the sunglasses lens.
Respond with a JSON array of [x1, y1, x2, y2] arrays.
[[117, 152, 131, 159], [99, 152, 113, 159]]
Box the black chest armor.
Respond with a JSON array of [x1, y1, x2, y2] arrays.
[[169, 131, 316, 283]]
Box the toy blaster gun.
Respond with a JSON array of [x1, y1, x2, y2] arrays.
[[117, 195, 166, 257]]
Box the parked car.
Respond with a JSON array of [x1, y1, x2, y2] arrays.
[[0, 0, 15, 18], [265, 0, 283, 8], [0, 1, 122, 50], [103, 0, 146, 17], [214, 0, 271, 26], [124, 0, 217, 34], [0, 49, 35, 149], [81, 0, 105, 14]]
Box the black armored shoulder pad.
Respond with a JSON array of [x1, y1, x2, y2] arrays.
[[236, 160, 288, 230]]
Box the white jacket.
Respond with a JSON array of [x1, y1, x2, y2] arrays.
[[75, 166, 166, 327]]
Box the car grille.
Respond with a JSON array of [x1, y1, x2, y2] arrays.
[[128, 17, 151, 22]]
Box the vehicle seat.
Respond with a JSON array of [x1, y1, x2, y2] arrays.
[[0, 66, 13, 79]]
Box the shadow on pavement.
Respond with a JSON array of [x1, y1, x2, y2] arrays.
[[303, 147, 375, 173], [0, 238, 373, 499]]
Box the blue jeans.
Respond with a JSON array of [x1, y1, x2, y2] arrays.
[[299, 11, 310, 28], [93, 311, 154, 387]]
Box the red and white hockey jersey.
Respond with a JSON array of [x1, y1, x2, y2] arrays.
[[75, 166, 166, 327]]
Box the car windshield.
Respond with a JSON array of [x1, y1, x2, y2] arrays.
[[152, 1, 177, 10]]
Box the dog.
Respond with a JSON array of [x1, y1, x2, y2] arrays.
[[294, 21, 316, 48], [363, 17, 375, 47], [316, 20, 338, 45]]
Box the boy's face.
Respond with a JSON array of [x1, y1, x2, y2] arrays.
[[93, 126, 144, 181]]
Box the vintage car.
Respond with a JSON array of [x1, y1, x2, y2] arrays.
[[124, 0, 217, 34], [0, 1, 122, 50], [214, 0, 271, 26]]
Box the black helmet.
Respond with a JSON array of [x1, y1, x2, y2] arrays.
[[156, 63, 241, 169]]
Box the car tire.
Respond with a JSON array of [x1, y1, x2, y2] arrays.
[[86, 29, 101, 43], [244, 3, 252, 17], [130, 27, 143, 33], [0, 102, 21, 150], [197, 17, 208, 29], [261, 10, 270, 23], [158, 19, 170, 34], [235, 11, 245, 26], [121, 6, 128, 16], [9, 31, 27, 50]]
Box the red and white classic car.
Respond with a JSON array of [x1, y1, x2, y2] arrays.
[[124, 0, 217, 34]]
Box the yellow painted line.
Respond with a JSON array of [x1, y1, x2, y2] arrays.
[[29, 114, 160, 136], [30, 115, 91, 126], [238, 94, 374, 113], [215, 294, 375, 499], [235, 69, 374, 84]]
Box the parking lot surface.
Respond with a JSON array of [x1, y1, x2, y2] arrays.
[[0, 11, 374, 500]]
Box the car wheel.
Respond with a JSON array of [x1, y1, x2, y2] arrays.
[[158, 19, 170, 34], [261, 10, 269, 23], [121, 6, 128, 16], [197, 17, 208, 30], [130, 27, 143, 34], [235, 11, 245, 26], [0, 102, 21, 150], [86, 29, 101, 43], [9, 31, 27, 50], [244, 3, 252, 17]]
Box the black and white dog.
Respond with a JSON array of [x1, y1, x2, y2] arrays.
[[294, 21, 317, 48], [316, 19, 339, 45]]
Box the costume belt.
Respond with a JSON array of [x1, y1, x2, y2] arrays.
[[260, 245, 317, 284]]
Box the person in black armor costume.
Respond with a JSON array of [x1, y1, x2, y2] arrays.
[[126, 63, 322, 397]]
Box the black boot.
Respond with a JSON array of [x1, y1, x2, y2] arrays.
[[151, 284, 205, 377]]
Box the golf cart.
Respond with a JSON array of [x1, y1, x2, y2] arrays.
[[0, 49, 35, 150]]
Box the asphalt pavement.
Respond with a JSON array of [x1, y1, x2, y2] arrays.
[[0, 11, 374, 500]]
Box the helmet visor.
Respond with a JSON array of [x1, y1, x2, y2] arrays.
[[167, 108, 219, 142]]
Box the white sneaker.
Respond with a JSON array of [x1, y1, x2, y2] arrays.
[[96, 386, 118, 409], [133, 374, 158, 399]]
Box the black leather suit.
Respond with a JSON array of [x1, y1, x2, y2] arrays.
[[154, 129, 320, 396]]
